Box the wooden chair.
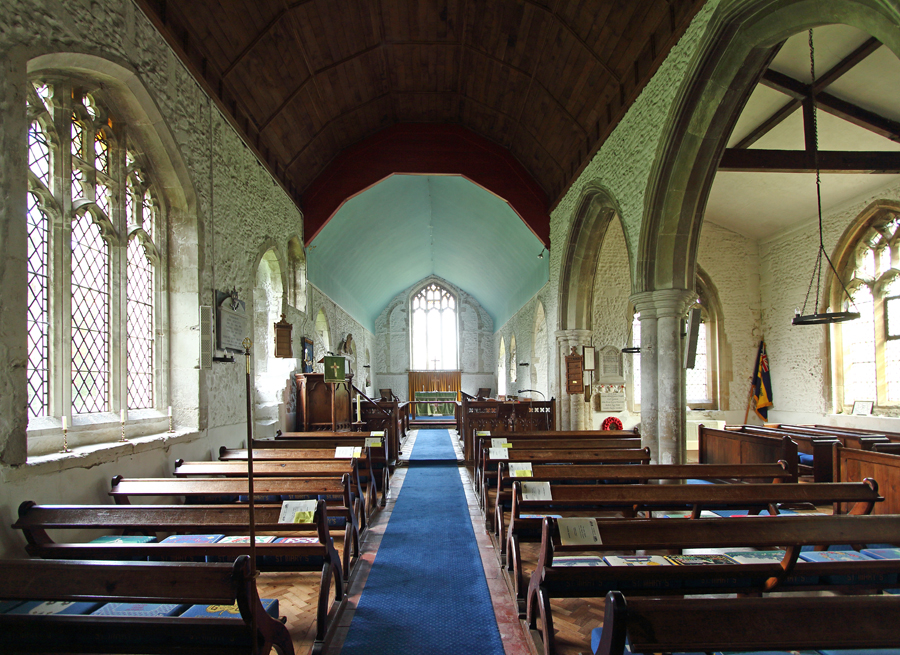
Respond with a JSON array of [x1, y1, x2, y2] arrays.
[[379, 388, 398, 401], [476, 387, 492, 399]]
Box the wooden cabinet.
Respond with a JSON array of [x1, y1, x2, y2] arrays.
[[565, 354, 584, 394], [295, 373, 354, 431]]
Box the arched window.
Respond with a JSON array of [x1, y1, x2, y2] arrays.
[[410, 282, 457, 370], [629, 311, 641, 409], [832, 206, 900, 411], [26, 79, 164, 425]]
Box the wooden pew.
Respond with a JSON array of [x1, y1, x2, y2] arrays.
[[268, 436, 391, 507], [0, 555, 295, 655], [220, 446, 390, 509], [506, 479, 883, 610], [834, 442, 900, 514], [478, 447, 651, 506], [490, 460, 795, 546], [108, 475, 360, 580], [594, 592, 900, 655], [699, 426, 801, 481], [460, 396, 557, 462], [475, 436, 642, 500], [526, 513, 900, 655], [173, 458, 375, 520]]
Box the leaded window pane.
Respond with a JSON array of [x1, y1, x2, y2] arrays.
[[686, 323, 709, 403], [843, 285, 876, 404], [96, 183, 111, 216], [71, 212, 109, 414], [94, 130, 109, 174], [28, 121, 50, 186], [26, 191, 49, 419], [127, 237, 154, 409], [71, 115, 84, 159], [411, 283, 457, 370], [143, 189, 154, 240]]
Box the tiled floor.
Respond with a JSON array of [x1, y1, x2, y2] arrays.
[[322, 429, 533, 655]]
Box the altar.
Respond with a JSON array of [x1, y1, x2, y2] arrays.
[[414, 391, 458, 416]]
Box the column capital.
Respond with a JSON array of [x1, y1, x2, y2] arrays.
[[629, 289, 697, 319], [555, 329, 593, 344]]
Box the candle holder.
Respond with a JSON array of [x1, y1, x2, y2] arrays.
[[61, 427, 71, 453], [168, 413, 174, 433], [120, 420, 127, 442]]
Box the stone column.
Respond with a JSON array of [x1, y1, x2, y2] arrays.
[[556, 329, 592, 430], [630, 290, 695, 464], [555, 332, 570, 430]]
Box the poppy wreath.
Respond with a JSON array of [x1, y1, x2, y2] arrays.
[[601, 416, 623, 430]]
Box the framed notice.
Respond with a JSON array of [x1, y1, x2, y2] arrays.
[[852, 400, 874, 416], [582, 346, 595, 371]]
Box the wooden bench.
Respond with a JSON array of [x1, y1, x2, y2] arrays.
[[12, 499, 344, 646], [834, 442, 900, 514], [594, 592, 900, 655], [220, 446, 390, 508], [474, 435, 642, 499], [266, 436, 391, 507], [174, 458, 376, 520], [506, 479, 883, 610], [0, 555, 295, 654], [109, 475, 360, 580], [490, 460, 795, 547], [477, 447, 650, 507], [699, 426, 801, 481], [526, 512, 900, 655]]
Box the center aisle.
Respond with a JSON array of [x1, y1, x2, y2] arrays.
[[339, 430, 506, 655]]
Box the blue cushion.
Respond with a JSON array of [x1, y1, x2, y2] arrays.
[[687, 479, 715, 485], [799, 453, 815, 465]]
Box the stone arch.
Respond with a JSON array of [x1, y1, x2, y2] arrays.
[[315, 307, 331, 370], [640, 0, 900, 295], [558, 183, 630, 330]]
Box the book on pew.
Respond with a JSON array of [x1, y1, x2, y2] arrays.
[[603, 555, 671, 566], [91, 603, 187, 617], [861, 548, 900, 560], [180, 598, 279, 619], [365, 437, 382, 447], [335, 446, 362, 458], [155, 534, 225, 562], [665, 554, 739, 565], [508, 462, 533, 478], [217, 535, 278, 544], [488, 447, 509, 460], [551, 555, 606, 567], [6, 601, 103, 615], [724, 550, 820, 585], [521, 481, 552, 501], [491, 438, 512, 448], [278, 499, 317, 524], [557, 517, 602, 546], [798, 550, 893, 586], [90, 535, 157, 543]]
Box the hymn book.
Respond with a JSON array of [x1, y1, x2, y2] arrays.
[[365, 437, 382, 447], [335, 446, 363, 458], [557, 517, 601, 546], [488, 447, 509, 460], [491, 438, 512, 447], [521, 481, 552, 501], [508, 462, 533, 477], [278, 499, 317, 523]]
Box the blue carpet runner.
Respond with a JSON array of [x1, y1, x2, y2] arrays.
[[339, 429, 505, 654]]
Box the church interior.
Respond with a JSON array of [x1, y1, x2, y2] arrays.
[[2, 0, 900, 653]]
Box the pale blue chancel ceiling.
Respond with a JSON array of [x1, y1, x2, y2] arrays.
[[307, 175, 549, 332]]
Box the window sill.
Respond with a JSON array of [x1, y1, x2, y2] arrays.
[[4, 428, 201, 483]]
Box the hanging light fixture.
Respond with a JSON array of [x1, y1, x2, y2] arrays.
[[793, 29, 860, 326]]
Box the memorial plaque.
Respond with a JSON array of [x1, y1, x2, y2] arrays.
[[600, 392, 626, 412], [216, 290, 247, 352]]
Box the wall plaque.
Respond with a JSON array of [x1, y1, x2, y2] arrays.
[[216, 289, 247, 353], [600, 392, 626, 412]]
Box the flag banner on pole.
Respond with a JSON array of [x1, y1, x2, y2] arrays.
[[752, 341, 774, 420]]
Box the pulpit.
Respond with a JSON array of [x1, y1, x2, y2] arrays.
[[295, 372, 354, 431]]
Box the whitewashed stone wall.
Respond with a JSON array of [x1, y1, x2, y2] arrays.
[[0, 0, 372, 556], [762, 180, 900, 427], [375, 276, 493, 399], [494, 285, 555, 405]]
